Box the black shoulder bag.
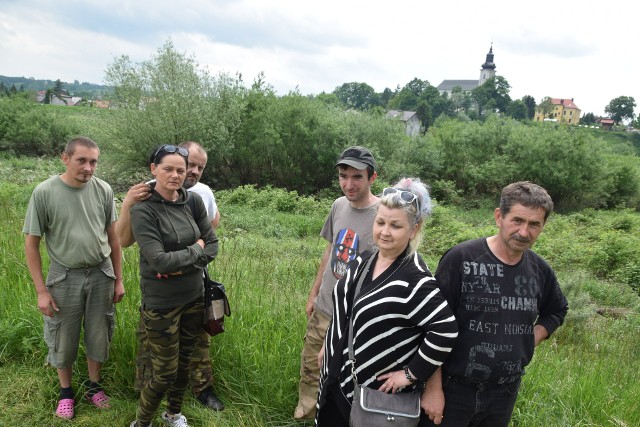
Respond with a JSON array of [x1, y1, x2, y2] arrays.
[[187, 193, 231, 336]]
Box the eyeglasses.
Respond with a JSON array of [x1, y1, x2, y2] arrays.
[[153, 145, 189, 163], [382, 187, 418, 206]]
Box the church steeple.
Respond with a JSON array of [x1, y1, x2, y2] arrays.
[[479, 43, 496, 85]]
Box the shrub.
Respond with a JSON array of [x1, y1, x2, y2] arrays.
[[272, 189, 298, 212], [216, 185, 328, 239], [217, 185, 259, 206], [588, 231, 639, 277], [601, 155, 640, 209], [0, 97, 78, 156], [425, 116, 640, 211], [430, 179, 464, 206], [556, 270, 597, 329], [422, 204, 494, 259]]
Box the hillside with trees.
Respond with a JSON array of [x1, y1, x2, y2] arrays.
[[1, 40, 638, 210], [0, 75, 111, 99]]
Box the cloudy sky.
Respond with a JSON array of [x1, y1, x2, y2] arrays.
[[1, 0, 637, 116]]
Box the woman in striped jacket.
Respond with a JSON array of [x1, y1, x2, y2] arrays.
[[315, 178, 459, 426]]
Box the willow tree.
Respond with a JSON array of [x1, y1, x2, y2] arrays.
[[103, 39, 246, 184]]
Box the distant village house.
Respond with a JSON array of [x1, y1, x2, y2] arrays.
[[386, 110, 421, 136], [598, 118, 615, 130], [384, 45, 497, 136], [36, 90, 82, 106], [533, 98, 581, 125], [35, 90, 111, 108]]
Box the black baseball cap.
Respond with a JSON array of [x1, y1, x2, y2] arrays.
[[336, 146, 376, 171]]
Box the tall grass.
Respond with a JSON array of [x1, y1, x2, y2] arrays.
[[513, 272, 640, 426], [1, 158, 639, 426]]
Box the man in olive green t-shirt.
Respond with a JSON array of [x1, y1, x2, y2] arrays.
[[23, 137, 124, 420]]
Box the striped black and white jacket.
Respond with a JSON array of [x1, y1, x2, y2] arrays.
[[317, 250, 459, 411]]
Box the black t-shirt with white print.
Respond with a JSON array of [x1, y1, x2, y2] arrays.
[[435, 238, 568, 384]]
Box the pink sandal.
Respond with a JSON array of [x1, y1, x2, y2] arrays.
[[85, 390, 111, 409], [56, 398, 75, 419]]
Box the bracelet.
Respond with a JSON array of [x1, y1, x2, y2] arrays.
[[403, 365, 416, 383]]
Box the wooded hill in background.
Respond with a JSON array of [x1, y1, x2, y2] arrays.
[[1, 41, 638, 211], [0, 75, 111, 99]]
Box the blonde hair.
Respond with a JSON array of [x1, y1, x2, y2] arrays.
[[379, 177, 432, 256]]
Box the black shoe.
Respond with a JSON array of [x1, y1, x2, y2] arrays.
[[197, 388, 225, 411]]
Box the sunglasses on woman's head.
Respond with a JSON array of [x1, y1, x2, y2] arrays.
[[153, 145, 189, 163], [382, 187, 418, 205]]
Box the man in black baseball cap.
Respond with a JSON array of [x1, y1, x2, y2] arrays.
[[335, 146, 377, 171], [295, 146, 379, 420]]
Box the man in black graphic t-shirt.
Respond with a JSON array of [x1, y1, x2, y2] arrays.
[[421, 182, 568, 427]]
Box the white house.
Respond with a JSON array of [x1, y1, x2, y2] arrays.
[[386, 110, 421, 136]]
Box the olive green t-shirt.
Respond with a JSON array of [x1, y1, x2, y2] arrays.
[[23, 175, 116, 268]]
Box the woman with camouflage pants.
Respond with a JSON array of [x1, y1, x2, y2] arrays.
[[129, 145, 218, 427]]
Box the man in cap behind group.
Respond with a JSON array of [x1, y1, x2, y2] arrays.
[[294, 146, 380, 419]]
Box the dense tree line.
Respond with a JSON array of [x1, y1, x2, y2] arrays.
[[327, 75, 526, 130], [96, 41, 639, 210], [429, 116, 639, 210], [0, 82, 24, 97], [2, 41, 638, 211]]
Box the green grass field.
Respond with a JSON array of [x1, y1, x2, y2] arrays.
[[0, 156, 639, 426]]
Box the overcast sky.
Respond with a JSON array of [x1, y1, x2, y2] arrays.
[[1, 0, 637, 117]]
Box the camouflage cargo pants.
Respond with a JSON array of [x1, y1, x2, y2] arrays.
[[135, 298, 203, 426], [135, 307, 214, 396]]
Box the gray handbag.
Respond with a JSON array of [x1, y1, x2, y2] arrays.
[[350, 385, 421, 427], [347, 255, 421, 427]]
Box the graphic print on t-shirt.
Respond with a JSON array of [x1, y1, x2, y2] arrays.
[[458, 260, 541, 384], [331, 228, 360, 279]]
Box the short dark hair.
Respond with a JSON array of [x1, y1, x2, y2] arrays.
[[64, 137, 98, 156], [148, 144, 189, 166], [365, 165, 375, 179], [499, 181, 554, 222]]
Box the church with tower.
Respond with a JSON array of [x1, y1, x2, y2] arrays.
[[437, 45, 497, 96]]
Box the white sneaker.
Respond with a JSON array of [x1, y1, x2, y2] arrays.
[[161, 411, 189, 427]]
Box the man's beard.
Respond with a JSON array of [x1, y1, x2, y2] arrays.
[[183, 176, 197, 189]]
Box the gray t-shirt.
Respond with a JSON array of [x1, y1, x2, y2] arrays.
[[314, 196, 379, 316], [23, 175, 116, 268]]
